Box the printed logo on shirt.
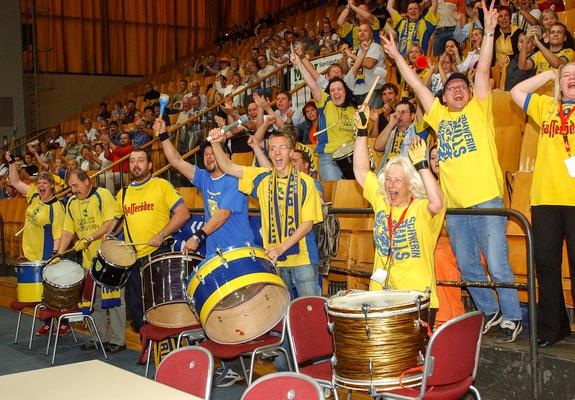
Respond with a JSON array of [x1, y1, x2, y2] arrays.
[[541, 116, 575, 137], [207, 198, 219, 217], [437, 114, 477, 162], [123, 201, 155, 215], [374, 211, 421, 262]]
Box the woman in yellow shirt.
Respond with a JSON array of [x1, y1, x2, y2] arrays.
[[511, 65, 575, 347]]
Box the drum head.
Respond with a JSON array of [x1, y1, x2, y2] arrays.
[[43, 260, 85, 287], [332, 140, 355, 159], [328, 290, 429, 316], [99, 240, 137, 268]]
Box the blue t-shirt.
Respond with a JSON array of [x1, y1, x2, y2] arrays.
[[193, 169, 254, 255]]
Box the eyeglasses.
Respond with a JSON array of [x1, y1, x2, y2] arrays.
[[269, 145, 292, 153], [445, 84, 469, 92]]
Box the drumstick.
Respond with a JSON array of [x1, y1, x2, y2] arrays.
[[114, 241, 152, 246], [362, 67, 388, 106], [44, 248, 75, 265], [312, 121, 339, 137], [15, 220, 32, 237]]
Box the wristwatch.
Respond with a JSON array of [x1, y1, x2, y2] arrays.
[[191, 235, 201, 245], [159, 231, 166, 239]]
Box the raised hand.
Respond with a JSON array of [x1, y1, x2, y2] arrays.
[[208, 127, 225, 144], [482, 0, 498, 34], [380, 31, 401, 60], [408, 136, 427, 164]]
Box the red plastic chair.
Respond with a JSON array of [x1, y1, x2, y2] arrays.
[[140, 322, 205, 378], [377, 311, 485, 400], [286, 296, 338, 400], [241, 372, 325, 400], [200, 318, 291, 385], [155, 346, 214, 399]]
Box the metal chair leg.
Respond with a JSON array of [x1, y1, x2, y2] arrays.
[[14, 311, 22, 344], [28, 303, 42, 350], [45, 318, 54, 356], [469, 385, 481, 399], [239, 355, 249, 382], [51, 316, 64, 365], [346, 388, 352, 400], [69, 322, 78, 343], [144, 340, 153, 378], [86, 316, 107, 359]]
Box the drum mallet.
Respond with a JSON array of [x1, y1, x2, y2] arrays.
[[15, 220, 32, 237], [45, 248, 75, 265]]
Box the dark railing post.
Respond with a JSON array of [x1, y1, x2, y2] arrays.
[[0, 214, 6, 277]]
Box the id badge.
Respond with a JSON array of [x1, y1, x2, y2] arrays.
[[565, 156, 575, 178], [370, 268, 388, 284]]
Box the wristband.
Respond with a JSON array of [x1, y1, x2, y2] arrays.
[[414, 160, 430, 171], [159, 132, 170, 142], [8, 158, 15, 164], [484, 32, 494, 37], [356, 128, 368, 137], [196, 229, 208, 243]]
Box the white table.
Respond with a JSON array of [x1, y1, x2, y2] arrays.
[[0, 360, 201, 399]]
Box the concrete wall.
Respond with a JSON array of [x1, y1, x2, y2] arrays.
[[0, 1, 26, 141], [34, 73, 141, 129]]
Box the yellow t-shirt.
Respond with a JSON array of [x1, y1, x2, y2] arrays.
[[337, 19, 381, 50], [315, 92, 356, 154], [495, 26, 518, 65], [64, 187, 116, 268], [115, 176, 184, 258], [363, 172, 443, 308], [23, 186, 65, 261], [424, 94, 503, 208], [238, 166, 323, 268], [530, 48, 575, 74], [524, 93, 575, 206]]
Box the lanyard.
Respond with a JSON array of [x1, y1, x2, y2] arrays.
[[558, 101, 574, 156], [384, 197, 414, 268]]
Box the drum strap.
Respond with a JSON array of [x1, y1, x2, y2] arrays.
[[118, 185, 135, 244]]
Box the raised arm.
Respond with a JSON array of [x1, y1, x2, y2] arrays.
[[28, 145, 49, 170], [350, 0, 378, 25], [381, 33, 435, 112], [154, 118, 196, 181], [533, 35, 568, 69], [474, 0, 497, 101], [510, 69, 556, 109], [353, 105, 371, 188], [290, 52, 323, 102], [374, 111, 398, 151], [5, 152, 30, 195], [408, 138, 444, 216], [247, 135, 272, 168], [430, 0, 439, 15], [337, 1, 352, 26], [518, 31, 535, 71], [387, 0, 396, 15], [207, 128, 244, 178]]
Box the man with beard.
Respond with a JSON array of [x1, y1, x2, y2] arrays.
[[56, 170, 126, 353], [113, 149, 189, 342], [154, 119, 253, 255]]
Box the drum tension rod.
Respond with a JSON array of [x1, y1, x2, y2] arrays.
[[215, 248, 229, 269], [246, 243, 257, 261], [415, 296, 423, 330], [361, 303, 371, 339]]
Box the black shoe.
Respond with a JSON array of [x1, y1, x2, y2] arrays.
[[537, 339, 552, 348], [106, 344, 126, 354], [81, 341, 109, 351]]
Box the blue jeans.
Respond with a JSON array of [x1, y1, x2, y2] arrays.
[[318, 152, 343, 181], [446, 197, 522, 321], [433, 26, 456, 56], [278, 264, 321, 299]]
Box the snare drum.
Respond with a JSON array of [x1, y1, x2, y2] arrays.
[[42, 260, 85, 311], [141, 253, 203, 328], [186, 245, 290, 344], [15, 261, 45, 302], [327, 290, 430, 392], [90, 239, 137, 288], [332, 141, 355, 179]]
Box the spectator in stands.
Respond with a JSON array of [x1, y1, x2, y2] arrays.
[[511, 0, 541, 31], [383, 1, 524, 343], [400, 44, 432, 99], [123, 99, 137, 124], [539, 9, 558, 46], [177, 95, 207, 151], [458, 28, 484, 73], [244, 60, 260, 87], [130, 119, 153, 148], [370, 82, 399, 137], [433, 0, 466, 56], [172, 79, 189, 109], [388, 0, 439, 57], [291, 52, 356, 180], [510, 64, 575, 347], [344, 23, 386, 106], [204, 53, 220, 76], [78, 145, 101, 172], [291, 148, 323, 197], [353, 106, 444, 327], [22, 152, 38, 177], [108, 121, 122, 145], [257, 55, 278, 98], [94, 142, 114, 192], [187, 81, 208, 108], [111, 101, 125, 121], [374, 99, 427, 169], [318, 17, 341, 52], [227, 56, 245, 81], [218, 101, 259, 154], [494, 6, 518, 65], [143, 82, 160, 101], [294, 41, 344, 90], [83, 118, 98, 142], [337, 0, 381, 50], [429, 52, 457, 96], [62, 133, 82, 161], [97, 102, 111, 121], [519, 22, 575, 76], [218, 56, 231, 78], [298, 101, 319, 145], [223, 73, 247, 108], [102, 132, 132, 187], [505, 30, 536, 91], [46, 127, 66, 150]]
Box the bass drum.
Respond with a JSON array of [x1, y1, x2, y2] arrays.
[[42, 260, 85, 311], [141, 253, 203, 328]]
